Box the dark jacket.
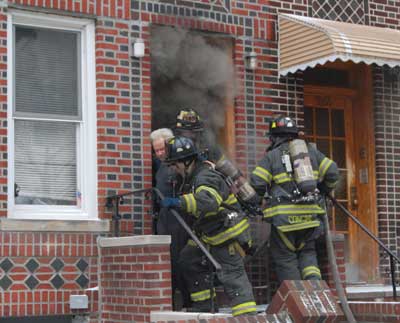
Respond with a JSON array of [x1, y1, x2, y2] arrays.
[[178, 161, 250, 246], [250, 140, 339, 232]]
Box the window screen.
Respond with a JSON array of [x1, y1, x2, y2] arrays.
[[14, 26, 80, 119], [13, 26, 80, 206], [15, 120, 77, 205]]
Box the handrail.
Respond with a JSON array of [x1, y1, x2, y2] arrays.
[[327, 193, 400, 300], [106, 187, 222, 312], [105, 188, 153, 237], [105, 187, 222, 271]]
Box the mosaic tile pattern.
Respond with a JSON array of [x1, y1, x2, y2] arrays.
[[312, 0, 366, 24], [0, 256, 92, 291]]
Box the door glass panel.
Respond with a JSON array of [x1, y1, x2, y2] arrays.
[[336, 170, 348, 200], [316, 108, 329, 136], [305, 105, 349, 236], [316, 139, 330, 157], [332, 140, 346, 168], [304, 108, 313, 135], [332, 109, 345, 137], [335, 202, 349, 232]]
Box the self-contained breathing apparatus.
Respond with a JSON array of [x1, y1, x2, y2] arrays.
[[215, 158, 262, 217], [268, 116, 320, 204], [278, 139, 320, 204]]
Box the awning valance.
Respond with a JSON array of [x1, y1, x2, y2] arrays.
[[279, 14, 400, 76]]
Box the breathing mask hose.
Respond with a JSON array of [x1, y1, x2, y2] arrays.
[[322, 197, 357, 323]]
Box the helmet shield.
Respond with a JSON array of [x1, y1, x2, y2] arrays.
[[268, 116, 298, 136]]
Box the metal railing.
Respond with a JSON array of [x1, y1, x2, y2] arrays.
[[327, 194, 400, 300], [105, 189, 400, 301], [105, 187, 221, 312]]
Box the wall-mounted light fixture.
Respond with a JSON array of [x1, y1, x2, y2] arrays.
[[132, 38, 145, 58], [245, 51, 258, 71]]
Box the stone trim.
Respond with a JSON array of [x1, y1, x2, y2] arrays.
[[97, 234, 171, 248], [0, 218, 110, 232]]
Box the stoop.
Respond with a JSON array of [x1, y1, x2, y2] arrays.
[[150, 311, 231, 322], [150, 311, 293, 323], [266, 280, 345, 323]]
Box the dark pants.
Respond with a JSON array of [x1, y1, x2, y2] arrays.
[[179, 242, 256, 316], [157, 209, 191, 308], [270, 226, 322, 284]]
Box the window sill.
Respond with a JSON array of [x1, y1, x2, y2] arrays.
[[0, 218, 110, 232]]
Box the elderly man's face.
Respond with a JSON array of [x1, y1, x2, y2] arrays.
[[153, 138, 167, 160]]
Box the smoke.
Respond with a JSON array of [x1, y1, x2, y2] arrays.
[[150, 25, 235, 139]]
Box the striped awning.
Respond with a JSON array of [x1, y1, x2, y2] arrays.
[[279, 14, 400, 76]]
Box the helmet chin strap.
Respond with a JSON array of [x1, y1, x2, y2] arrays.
[[183, 158, 195, 178], [268, 135, 295, 150]]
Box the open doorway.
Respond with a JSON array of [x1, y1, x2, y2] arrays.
[[150, 25, 235, 157]]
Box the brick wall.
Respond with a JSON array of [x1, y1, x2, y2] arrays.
[[369, 0, 400, 28], [370, 1, 400, 282], [373, 65, 400, 282], [0, 0, 400, 320], [97, 235, 172, 323], [0, 232, 99, 320]]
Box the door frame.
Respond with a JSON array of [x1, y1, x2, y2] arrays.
[[304, 62, 379, 282]]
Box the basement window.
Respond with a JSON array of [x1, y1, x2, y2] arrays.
[[7, 11, 97, 220]]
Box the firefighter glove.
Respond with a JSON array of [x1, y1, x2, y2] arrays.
[[160, 197, 181, 208], [317, 182, 331, 195]]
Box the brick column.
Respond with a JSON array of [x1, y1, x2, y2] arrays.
[[97, 235, 172, 323], [267, 280, 345, 323]]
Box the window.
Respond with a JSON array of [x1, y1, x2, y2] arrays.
[[8, 11, 97, 219]]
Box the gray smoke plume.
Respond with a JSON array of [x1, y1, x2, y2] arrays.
[[150, 25, 235, 141]]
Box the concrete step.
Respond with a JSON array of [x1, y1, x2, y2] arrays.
[[150, 309, 292, 323], [346, 284, 398, 300], [151, 304, 268, 321]]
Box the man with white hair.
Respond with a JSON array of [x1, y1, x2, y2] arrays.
[[151, 128, 174, 163], [150, 127, 190, 310]]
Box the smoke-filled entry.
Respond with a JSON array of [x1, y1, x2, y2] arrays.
[[150, 25, 235, 150], [149, 25, 271, 306]]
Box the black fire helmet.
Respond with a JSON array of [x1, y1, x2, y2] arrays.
[[175, 108, 204, 132], [268, 115, 298, 136], [165, 136, 199, 164]]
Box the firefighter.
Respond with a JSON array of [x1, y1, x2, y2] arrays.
[[174, 108, 223, 163], [250, 115, 339, 284], [150, 128, 190, 309], [161, 136, 257, 316], [174, 108, 261, 217]]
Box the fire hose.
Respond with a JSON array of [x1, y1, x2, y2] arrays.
[[322, 195, 356, 323]]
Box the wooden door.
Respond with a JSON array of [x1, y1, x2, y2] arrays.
[[304, 85, 378, 283]]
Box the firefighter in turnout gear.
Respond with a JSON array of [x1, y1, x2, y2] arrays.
[[250, 115, 339, 283], [175, 108, 261, 218], [161, 136, 257, 316]]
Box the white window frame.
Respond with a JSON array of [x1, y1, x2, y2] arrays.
[[7, 10, 97, 220]]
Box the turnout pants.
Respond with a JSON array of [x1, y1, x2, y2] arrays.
[[270, 226, 322, 284], [179, 241, 256, 316]]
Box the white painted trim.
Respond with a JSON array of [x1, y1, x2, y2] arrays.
[[97, 235, 172, 248], [7, 10, 97, 220], [279, 54, 400, 76]]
